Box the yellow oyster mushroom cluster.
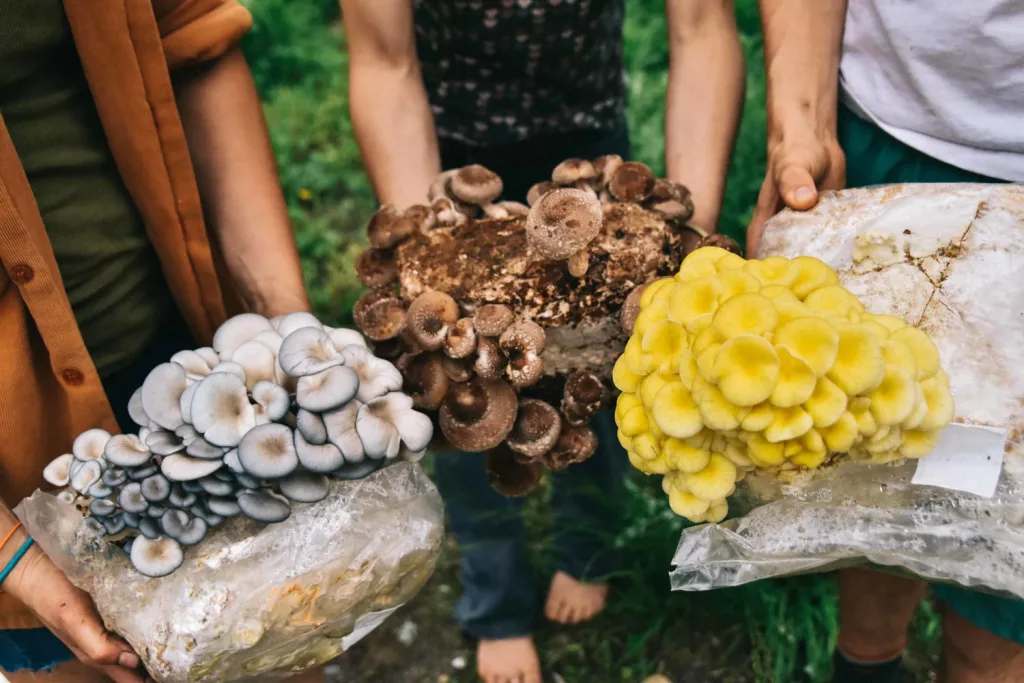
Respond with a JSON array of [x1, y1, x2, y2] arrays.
[[613, 246, 955, 523]]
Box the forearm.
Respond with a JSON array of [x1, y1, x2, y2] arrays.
[[350, 63, 441, 208], [175, 49, 310, 318], [0, 502, 30, 590], [664, 12, 744, 232], [760, 0, 847, 140]]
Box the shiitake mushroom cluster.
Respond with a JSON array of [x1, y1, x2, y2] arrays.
[[352, 159, 724, 497], [613, 246, 956, 523], [42, 312, 433, 578]]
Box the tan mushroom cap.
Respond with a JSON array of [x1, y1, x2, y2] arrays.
[[431, 197, 468, 227], [473, 336, 507, 380], [404, 204, 436, 231], [525, 187, 603, 260], [543, 424, 598, 471], [473, 304, 516, 338], [561, 370, 610, 427], [505, 399, 562, 460], [353, 288, 408, 341], [526, 181, 558, 207], [444, 318, 478, 359], [608, 161, 656, 202], [400, 353, 450, 410], [552, 158, 598, 185], [428, 169, 456, 202], [407, 290, 460, 351], [441, 356, 475, 383], [368, 204, 417, 249], [486, 443, 543, 497], [695, 233, 743, 256], [356, 249, 398, 288], [649, 179, 695, 221], [439, 377, 518, 452], [499, 320, 547, 389], [619, 282, 649, 335], [495, 201, 530, 217], [450, 164, 503, 205], [592, 154, 624, 187]]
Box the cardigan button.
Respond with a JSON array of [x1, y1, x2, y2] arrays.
[[10, 265, 34, 284], [61, 368, 85, 386]]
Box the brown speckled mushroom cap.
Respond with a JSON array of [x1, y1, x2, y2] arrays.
[[649, 179, 695, 221], [526, 181, 558, 207], [404, 204, 436, 231], [473, 304, 516, 338], [592, 154, 624, 187], [439, 377, 518, 452], [353, 288, 407, 341], [561, 370, 610, 427], [543, 424, 598, 471], [525, 187, 603, 260], [355, 249, 398, 288], [506, 399, 562, 461], [473, 336, 507, 380], [608, 161, 656, 202], [696, 233, 743, 256], [431, 196, 468, 227], [499, 319, 547, 389], [399, 353, 450, 410], [444, 318, 478, 359], [428, 170, 456, 202], [552, 158, 598, 185], [619, 282, 649, 335], [451, 165, 503, 205], [368, 205, 418, 249], [486, 443, 544, 497], [406, 290, 460, 351], [442, 355, 475, 383]]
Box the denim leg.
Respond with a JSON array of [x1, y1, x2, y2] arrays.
[[432, 451, 538, 640], [550, 410, 629, 582]]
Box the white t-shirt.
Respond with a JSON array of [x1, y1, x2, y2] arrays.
[[840, 1, 1024, 181]]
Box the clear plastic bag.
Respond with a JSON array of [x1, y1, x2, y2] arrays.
[[670, 184, 1024, 599], [15, 462, 444, 682]]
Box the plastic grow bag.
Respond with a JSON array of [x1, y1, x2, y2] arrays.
[[670, 184, 1024, 599], [15, 462, 444, 682]]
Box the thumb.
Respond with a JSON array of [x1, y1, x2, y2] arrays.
[[67, 599, 140, 669], [776, 163, 819, 211]]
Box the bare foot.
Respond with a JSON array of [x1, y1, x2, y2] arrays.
[[544, 570, 609, 625], [477, 636, 542, 683]]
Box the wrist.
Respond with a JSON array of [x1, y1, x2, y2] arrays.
[[768, 100, 838, 149], [0, 533, 38, 597]]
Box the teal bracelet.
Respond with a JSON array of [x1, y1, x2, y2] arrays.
[[0, 536, 35, 587]]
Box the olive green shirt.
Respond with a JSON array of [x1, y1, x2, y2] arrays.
[[0, 0, 173, 377]]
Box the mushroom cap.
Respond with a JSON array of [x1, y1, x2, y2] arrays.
[[118, 482, 150, 513], [130, 536, 184, 578], [73, 428, 112, 462], [195, 347, 220, 368], [428, 170, 456, 202], [526, 181, 558, 207], [141, 474, 171, 502], [357, 392, 434, 458], [485, 444, 543, 497], [88, 481, 114, 499], [89, 498, 117, 517], [185, 436, 228, 460], [367, 204, 417, 249], [432, 196, 469, 227], [161, 453, 224, 482], [190, 504, 226, 527], [160, 509, 208, 546], [56, 490, 77, 505], [190, 372, 256, 447], [608, 161, 656, 202], [525, 188, 603, 260], [592, 154, 624, 186], [102, 514, 126, 536], [543, 424, 598, 471], [251, 329, 286, 356], [279, 471, 330, 503], [145, 429, 185, 456], [179, 383, 199, 424], [70, 460, 102, 494], [473, 336, 507, 380], [442, 356, 474, 383], [322, 400, 366, 463], [207, 496, 241, 517], [237, 423, 300, 479], [561, 370, 610, 426], [128, 389, 150, 428], [295, 365, 360, 412], [102, 467, 128, 488], [353, 288, 408, 342], [356, 248, 398, 288], [439, 378, 518, 452], [170, 350, 214, 382], [199, 475, 236, 497], [168, 484, 197, 509], [552, 158, 599, 185], [232, 340, 278, 389], [695, 233, 742, 256], [406, 291, 460, 352], [450, 164, 503, 205], [137, 517, 161, 540], [237, 490, 292, 524], [330, 458, 384, 480], [506, 399, 562, 460], [223, 448, 245, 474], [43, 454, 75, 487], [296, 409, 328, 445], [400, 353, 449, 410], [493, 201, 530, 217], [213, 313, 274, 360], [500, 320, 547, 389], [341, 345, 404, 403], [252, 381, 291, 424], [295, 430, 346, 473], [275, 312, 323, 338], [128, 463, 159, 481], [278, 326, 342, 378], [404, 204, 437, 231], [210, 360, 248, 384], [444, 318, 478, 359], [619, 283, 649, 335], [326, 326, 368, 350], [473, 304, 516, 338]]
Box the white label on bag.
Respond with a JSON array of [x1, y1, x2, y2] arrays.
[[911, 423, 1007, 498]]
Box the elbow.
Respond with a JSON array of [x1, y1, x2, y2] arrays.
[[668, 0, 739, 48]]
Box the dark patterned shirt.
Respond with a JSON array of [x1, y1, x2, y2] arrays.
[[414, 0, 627, 147]]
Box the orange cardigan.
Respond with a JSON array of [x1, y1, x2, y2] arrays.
[[0, 0, 252, 630]]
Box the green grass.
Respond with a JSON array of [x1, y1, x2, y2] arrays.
[[241, 2, 939, 681]]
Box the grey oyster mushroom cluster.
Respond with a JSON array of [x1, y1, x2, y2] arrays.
[[352, 159, 740, 499], [42, 312, 433, 578]]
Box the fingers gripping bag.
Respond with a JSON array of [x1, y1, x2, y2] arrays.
[[612, 184, 1024, 599], [14, 313, 445, 682]]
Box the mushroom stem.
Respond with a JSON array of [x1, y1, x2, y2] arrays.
[[567, 251, 589, 278]]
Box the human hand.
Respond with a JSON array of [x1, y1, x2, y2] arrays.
[[2, 544, 149, 682], [746, 122, 846, 256]]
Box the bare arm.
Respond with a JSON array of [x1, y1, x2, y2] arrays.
[[340, 0, 440, 208], [664, 0, 745, 233], [174, 48, 311, 317], [746, 0, 847, 253]]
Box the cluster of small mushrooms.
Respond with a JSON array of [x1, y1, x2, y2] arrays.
[[42, 312, 433, 577], [614, 246, 955, 523], [353, 158, 737, 497]]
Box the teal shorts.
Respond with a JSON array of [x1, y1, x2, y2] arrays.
[[838, 102, 1024, 645], [0, 627, 74, 672]]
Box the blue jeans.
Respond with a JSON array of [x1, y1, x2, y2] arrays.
[[0, 628, 74, 673]]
